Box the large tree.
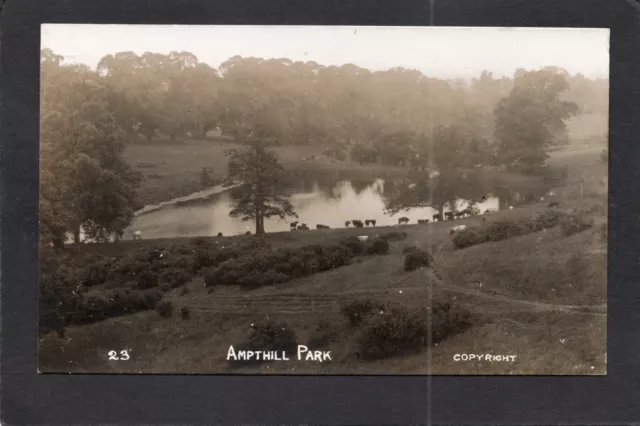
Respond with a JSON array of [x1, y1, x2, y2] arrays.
[[494, 68, 578, 172], [224, 141, 297, 235], [383, 126, 486, 217], [40, 50, 140, 246]]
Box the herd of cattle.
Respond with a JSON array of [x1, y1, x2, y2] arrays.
[[130, 198, 561, 240]]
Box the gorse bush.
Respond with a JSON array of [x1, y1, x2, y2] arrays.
[[452, 210, 590, 249], [204, 242, 358, 289], [341, 300, 386, 327], [355, 302, 472, 361], [364, 238, 390, 255], [404, 249, 433, 272], [379, 231, 408, 241]]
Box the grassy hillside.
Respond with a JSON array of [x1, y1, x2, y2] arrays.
[[39, 149, 607, 374]]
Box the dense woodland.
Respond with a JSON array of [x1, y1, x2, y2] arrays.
[[39, 48, 608, 243]]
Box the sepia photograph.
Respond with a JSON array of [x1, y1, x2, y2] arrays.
[[38, 24, 609, 375]]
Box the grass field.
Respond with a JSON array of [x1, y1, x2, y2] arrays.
[[125, 138, 406, 207], [39, 147, 607, 375]]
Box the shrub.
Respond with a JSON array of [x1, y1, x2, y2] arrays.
[[157, 300, 174, 318], [341, 300, 386, 327], [365, 238, 390, 255], [180, 286, 191, 296], [158, 267, 191, 289], [404, 249, 433, 272], [531, 210, 566, 231], [180, 306, 190, 320], [339, 236, 365, 255], [403, 245, 421, 254], [228, 321, 298, 367], [142, 289, 163, 309], [560, 213, 594, 237], [355, 307, 428, 360], [355, 302, 472, 360], [307, 320, 342, 348], [81, 259, 112, 287], [193, 249, 216, 270], [379, 231, 408, 242], [135, 270, 159, 290], [485, 219, 531, 241], [452, 227, 488, 249]]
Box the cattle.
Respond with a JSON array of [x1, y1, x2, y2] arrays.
[[357, 235, 369, 242], [432, 213, 442, 222], [290, 221, 299, 230], [548, 201, 560, 208], [345, 221, 351, 227], [454, 210, 466, 219], [364, 219, 377, 226], [133, 231, 142, 240], [245, 231, 251, 235], [417, 219, 430, 224], [449, 224, 468, 236], [217, 232, 223, 237], [444, 211, 455, 221], [352, 220, 364, 228], [316, 224, 330, 229], [298, 224, 309, 230], [398, 217, 410, 224]]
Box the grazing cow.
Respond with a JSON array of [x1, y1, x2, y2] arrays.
[[398, 217, 410, 224], [548, 201, 560, 208], [245, 231, 251, 235], [345, 221, 351, 227], [290, 221, 299, 230], [444, 212, 455, 221], [432, 213, 442, 222], [133, 230, 142, 240], [364, 220, 370, 226], [298, 224, 309, 230], [357, 235, 369, 242], [449, 224, 468, 236], [316, 224, 330, 229], [217, 232, 223, 237], [417, 219, 430, 224], [352, 220, 364, 228], [369, 219, 376, 226]]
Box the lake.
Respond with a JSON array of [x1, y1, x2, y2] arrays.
[[127, 178, 504, 239]]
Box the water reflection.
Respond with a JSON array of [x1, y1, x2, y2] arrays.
[[129, 178, 506, 239]]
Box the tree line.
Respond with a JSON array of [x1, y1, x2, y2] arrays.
[[40, 47, 604, 241]]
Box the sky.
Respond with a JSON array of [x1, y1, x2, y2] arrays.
[[41, 25, 610, 79]]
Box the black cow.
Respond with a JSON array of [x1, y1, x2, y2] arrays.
[[345, 221, 351, 227], [548, 201, 560, 208], [454, 210, 466, 219], [352, 220, 364, 228], [217, 232, 223, 237], [245, 231, 251, 235], [398, 217, 410, 224], [316, 224, 330, 229], [417, 219, 430, 224], [432, 213, 442, 222], [290, 221, 299, 230], [444, 212, 455, 220], [369, 219, 376, 226], [298, 224, 309, 230]]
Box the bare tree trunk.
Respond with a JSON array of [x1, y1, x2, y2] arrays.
[[73, 227, 81, 244]]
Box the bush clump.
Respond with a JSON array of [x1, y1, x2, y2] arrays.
[[560, 213, 594, 237], [403, 245, 421, 254], [158, 267, 192, 289], [379, 231, 408, 241], [451, 227, 488, 249], [180, 306, 190, 320], [156, 300, 174, 318], [355, 302, 472, 361], [204, 243, 355, 289], [404, 249, 433, 272], [341, 300, 386, 327], [339, 236, 365, 255], [364, 238, 390, 255]]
